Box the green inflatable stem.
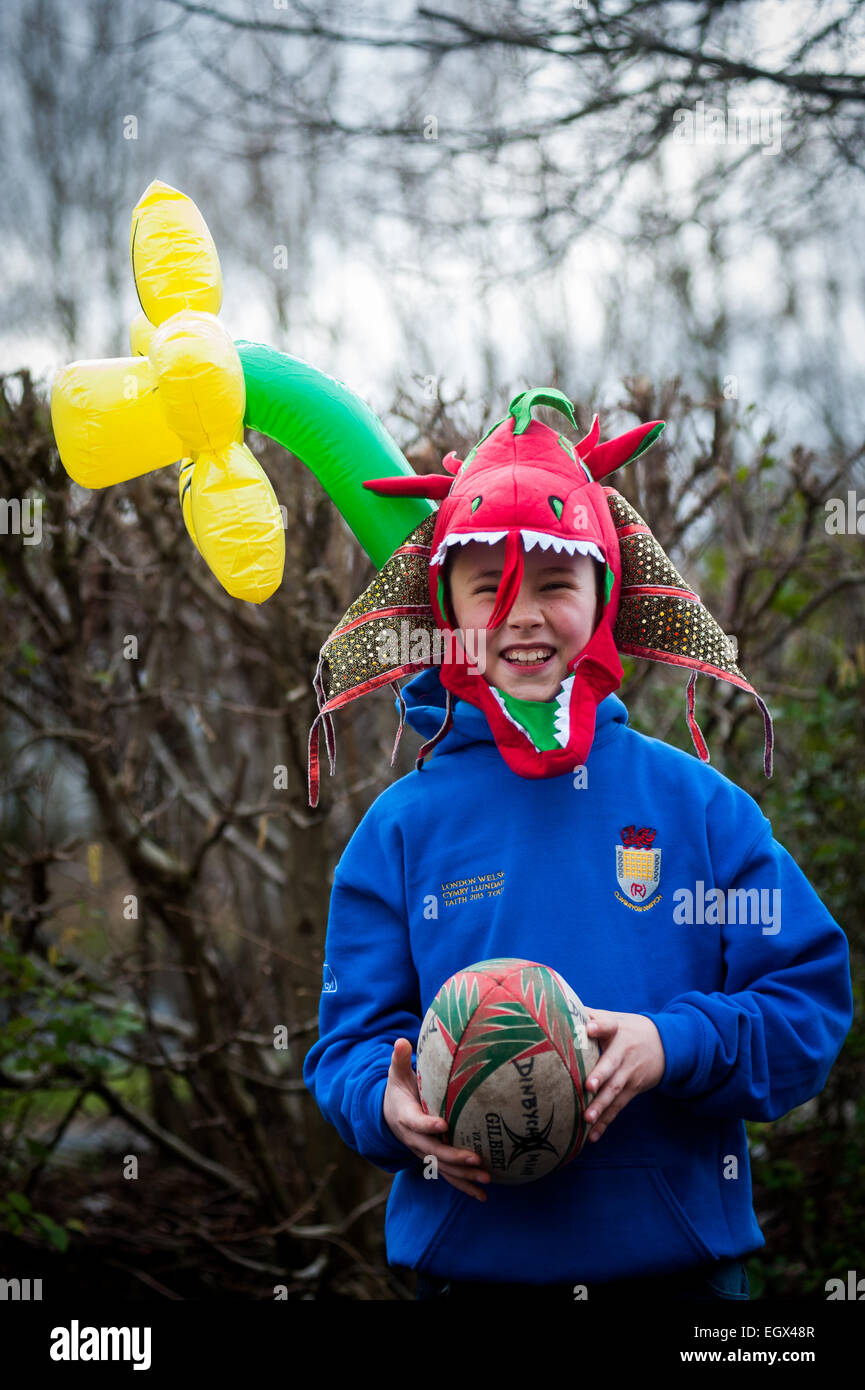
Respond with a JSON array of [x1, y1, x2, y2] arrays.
[[238, 341, 433, 569]]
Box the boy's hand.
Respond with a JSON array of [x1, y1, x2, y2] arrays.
[[383, 1038, 491, 1201], [582, 1008, 666, 1142]]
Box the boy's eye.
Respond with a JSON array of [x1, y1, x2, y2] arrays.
[[474, 582, 573, 593]]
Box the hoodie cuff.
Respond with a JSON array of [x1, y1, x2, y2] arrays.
[[353, 1074, 420, 1174], [641, 1007, 709, 1091]]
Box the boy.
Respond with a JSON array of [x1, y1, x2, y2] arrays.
[[302, 388, 853, 1300]]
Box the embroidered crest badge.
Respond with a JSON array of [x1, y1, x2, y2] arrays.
[[615, 825, 662, 910]]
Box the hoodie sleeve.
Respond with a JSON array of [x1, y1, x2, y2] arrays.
[[642, 779, 854, 1122], [302, 792, 423, 1172]]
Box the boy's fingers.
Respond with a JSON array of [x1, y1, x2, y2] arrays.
[[391, 1040, 422, 1092], [585, 1043, 625, 1096], [585, 1074, 616, 1117], [441, 1172, 488, 1202], [590, 1084, 633, 1125], [403, 1111, 449, 1137], [438, 1156, 490, 1181], [589, 1101, 622, 1139], [403, 1122, 488, 1167], [392, 1086, 444, 1127], [594, 1051, 625, 1088], [389, 1044, 488, 1174], [587, 1013, 618, 1038], [391, 1038, 414, 1071], [395, 1107, 481, 1160], [408, 1145, 488, 1179], [586, 1074, 634, 1127], [412, 1134, 487, 1167]]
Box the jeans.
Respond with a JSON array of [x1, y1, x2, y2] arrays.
[[416, 1257, 750, 1301]]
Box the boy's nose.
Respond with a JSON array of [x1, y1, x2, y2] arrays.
[[505, 593, 543, 627]]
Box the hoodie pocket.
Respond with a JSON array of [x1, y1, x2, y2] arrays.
[[390, 1162, 720, 1283], [560, 1163, 719, 1276], [650, 1167, 719, 1264], [385, 1170, 466, 1271]]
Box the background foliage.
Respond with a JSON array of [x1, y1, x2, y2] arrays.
[[1, 0, 863, 1299]]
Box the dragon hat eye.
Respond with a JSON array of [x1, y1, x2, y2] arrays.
[[471, 495, 483, 513], [548, 496, 564, 520]]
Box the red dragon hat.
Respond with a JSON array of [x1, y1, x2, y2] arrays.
[[307, 388, 772, 805]]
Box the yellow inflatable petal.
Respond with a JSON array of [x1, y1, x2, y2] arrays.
[[189, 442, 285, 603], [178, 459, 200, 552], [130, 179, 222, 327], [51, 358, 184, 488], [149, 311, 244, 454], [130, 311, 156, 357]]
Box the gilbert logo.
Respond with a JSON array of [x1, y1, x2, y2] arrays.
[[49, 1320, 152, 1370], [825, 1270, 865, 1299]]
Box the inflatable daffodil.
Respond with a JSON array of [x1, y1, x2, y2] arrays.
[[50, 180, 433, 601]]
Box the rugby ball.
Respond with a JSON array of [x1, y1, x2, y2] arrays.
[[416, 958, 599, 1185]]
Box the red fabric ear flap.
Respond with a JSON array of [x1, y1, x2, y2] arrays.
[[486, 531, 524, 629], [362, 474, 454, 498], [442, 451, 463, 475], [583, 421, 665, 481]]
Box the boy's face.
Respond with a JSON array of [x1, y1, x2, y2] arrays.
[[446, 540, 605, 701]]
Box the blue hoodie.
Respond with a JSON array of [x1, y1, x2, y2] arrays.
[[303, 667, 853, 1284]]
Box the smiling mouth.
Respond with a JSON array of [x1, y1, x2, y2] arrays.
[[501, 647, 556, 667]]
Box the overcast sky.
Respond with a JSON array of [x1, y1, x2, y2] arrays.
[[3, 0, 864, 457]]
